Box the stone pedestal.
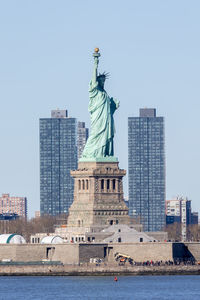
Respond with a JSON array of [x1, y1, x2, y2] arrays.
[[67, 161, 130, 229]]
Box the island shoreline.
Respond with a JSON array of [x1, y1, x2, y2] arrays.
[[0, 265, 200, 276]]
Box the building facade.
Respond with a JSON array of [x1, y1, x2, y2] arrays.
[[40, 109, 77, 216], [191, 212, 198, 225], [128, 108, 165, 231], [166, 197, 191, 225], [0, 193, 27, 218], [166, 196, 198, 240], [34, 211, 40, 219], [77, 122, 89, 160]]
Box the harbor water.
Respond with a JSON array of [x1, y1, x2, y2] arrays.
[[0, 275, 200, 299]]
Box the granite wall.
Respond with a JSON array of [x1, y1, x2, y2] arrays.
[[0, 242, 198, 265]]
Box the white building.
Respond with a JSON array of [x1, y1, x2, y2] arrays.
[[166, 196, 191, 241]]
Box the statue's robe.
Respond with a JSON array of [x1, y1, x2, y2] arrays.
[[82, 80, 118, 158]]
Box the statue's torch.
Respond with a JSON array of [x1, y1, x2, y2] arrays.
[[93, 48, 101, 59]]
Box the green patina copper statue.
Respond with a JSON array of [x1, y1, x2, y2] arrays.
[[80, 48, 119, 162]]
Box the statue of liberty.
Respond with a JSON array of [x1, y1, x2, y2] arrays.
[[81, 48, 119, 161]]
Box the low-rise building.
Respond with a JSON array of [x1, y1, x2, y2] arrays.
[[35, 211, 40, 218]]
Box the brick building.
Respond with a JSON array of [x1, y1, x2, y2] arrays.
[[0, 194, 27, 218]]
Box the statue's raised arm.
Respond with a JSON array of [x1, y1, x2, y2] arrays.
[[92, 58, 99, 86], [91, 48, 100, 85], [80, 48, 119, 162]]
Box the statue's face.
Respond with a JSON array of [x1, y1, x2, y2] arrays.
[[98, 76, 105, 89]]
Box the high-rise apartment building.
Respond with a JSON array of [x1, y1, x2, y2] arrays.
[[0, 193, 27, 218], [166, 196, 198, 240], [191, 212, 198, 225], [166, 197, 191, 224], [77, 122, 89, 159], [128, 108, 165, 231], [40, 109, 77, 216]]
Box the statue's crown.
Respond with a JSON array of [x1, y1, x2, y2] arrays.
[[98, 72, 110, 79]]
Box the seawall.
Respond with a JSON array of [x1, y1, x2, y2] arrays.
[[0, 242, 187, 264], [0, 264, 200, 276], [0, 241, 199, 276]]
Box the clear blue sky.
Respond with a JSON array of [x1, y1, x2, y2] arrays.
[[0, 1, 200, 218]]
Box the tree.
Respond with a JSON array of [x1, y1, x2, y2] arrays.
[[187, 224, 200, 241], [165, 223, 182, 241], [0, 214, 67, 242]]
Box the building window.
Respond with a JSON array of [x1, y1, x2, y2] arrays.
[[118, 237, 121, 243], [101, 179, 104, 190], [78, 180, 81, 190], [82, 180, 85, 190], [86, 179, 89, 190], [113, 179, 116, 190], [116, 220, 119, 224], [110, 220, 113, 225], [140, 237, 143, 242], [107, 179, 110, 190]]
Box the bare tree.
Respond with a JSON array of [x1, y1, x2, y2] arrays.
[[165, 223, 182, 241], [0, 215, 67, 242], [187, 224, 200, 241]]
